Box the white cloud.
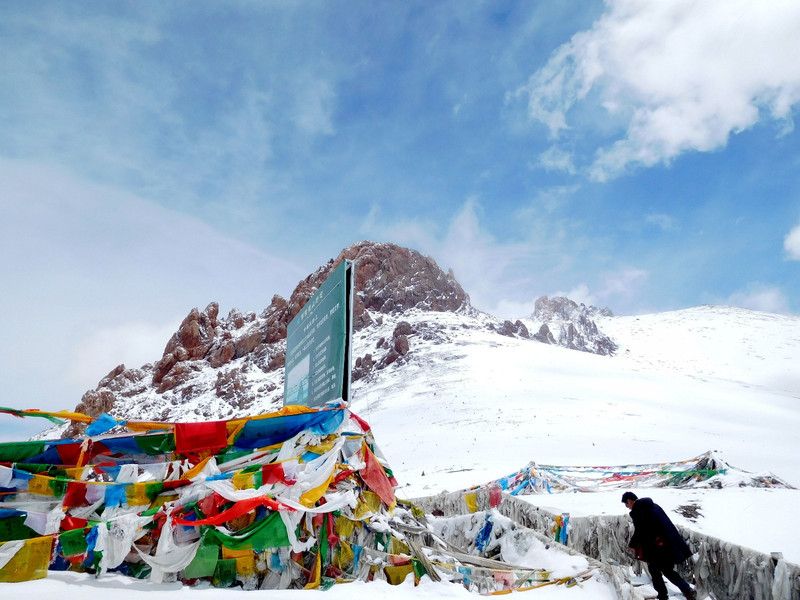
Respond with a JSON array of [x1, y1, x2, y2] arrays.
[[69, 320, 181, 387], [358, 196, 653, 319], [727, 284, 791, 314], [552, 284, 596, 307], [785, 222, 800, 260], [535, 146, 577, 174], [514, 0, 800, 180], [551, 268, 648, 313], [645, 213, 678, 232], [597, 267, 649, 304], [359, 198, 540, 317], [358, 204, 440, 253], [492, 298, 539, 320], [293, 77, 336, 136], [0, 159, 308, 411]]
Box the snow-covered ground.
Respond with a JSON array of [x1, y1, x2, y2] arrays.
[[5, 569, 611, 600], [3, 304, 799, 598]]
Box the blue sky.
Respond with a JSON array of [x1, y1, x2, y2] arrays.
[[1, 1, 799, 438]]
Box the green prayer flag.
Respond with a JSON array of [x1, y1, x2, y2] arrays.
[[0, 515, 37, 543], [49, 477, 68, 498], [140, 506, 160, 518], [212, 558, 237, 587], [320, 514, 329, 564], [135, 433, 175, 455], [0, 440, 46, 463], [320, 576, 336, 590], [184, 541, 219, 579], [204, 512, 290, 551], [59, 527, 88, 556], [128, 562, 152, 579], [217, 450, 254, 465], [412, 558, 427, 579], [145, 482, 164, 502]]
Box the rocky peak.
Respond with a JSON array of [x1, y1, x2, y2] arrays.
[[280, 241, 471, 330], [532, 296, 613, 321], [68, 241, 471, 434], [530, 296, 617, 356]]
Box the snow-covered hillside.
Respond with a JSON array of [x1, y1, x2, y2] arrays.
[[349, 305, 800, 494], [597, 306, 800, 395]]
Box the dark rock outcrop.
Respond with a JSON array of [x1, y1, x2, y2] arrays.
[[64, 243, 619, 438], [67, 241, 470, 434], [530, 296, 617, 355]]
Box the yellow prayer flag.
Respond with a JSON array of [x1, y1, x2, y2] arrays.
[[303, 549, 321, 589], [305, 437, 336, 454], [334, 540, 354, 570], [233, 471, 255, 491], [64, 467, 88, 480], [299, 470, 335, 508], [362, 490, 381, 513], [222, 547, 253, 559], [384, 563, 415, 585], [464, 492, 478, 513], [235, 554, 256, 577], [0, 536, 53, 582], [27, 475, 54, 497], [150, 493, 177, 510], [335, 515, 356, 539], [182, 456, 213, 480], [391, 537, 410, 556], [126, 483, 151, 506], [353, 499, 371, 520]]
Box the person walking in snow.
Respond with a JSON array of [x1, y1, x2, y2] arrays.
[[622, 491, 696, 600]]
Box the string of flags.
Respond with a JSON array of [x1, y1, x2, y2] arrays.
[[0, 403, 399, 586], [0, 404, 595, 593], [480, 450, 794, 496]]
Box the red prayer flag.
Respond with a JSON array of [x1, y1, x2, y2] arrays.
[[174, 421, 228, 454], [55, 442, 83, 467], [360, 443, 395, 507], [197, 492, 224, 519], [61, 515, 89, 531], [172, 495, 290, 527], [350, 413, 371, 432], [62, 481, 88, 508], [261, 462, 290, 485]]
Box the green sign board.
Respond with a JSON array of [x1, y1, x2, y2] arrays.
[[283, 260, 354, 407]]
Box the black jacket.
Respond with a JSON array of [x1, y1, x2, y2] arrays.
[[628, 497, 692, 564]]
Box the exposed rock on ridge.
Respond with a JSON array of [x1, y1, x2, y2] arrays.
[[70, 241, 471, 434], [67, 243, 618, 438], [528, 296, 617, 356]]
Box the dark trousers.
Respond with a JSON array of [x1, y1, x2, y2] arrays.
[[649, 558, 692, 599]]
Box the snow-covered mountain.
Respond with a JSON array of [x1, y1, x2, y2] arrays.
[[63, 241, 616, 432], [54, 241, 800, 497]]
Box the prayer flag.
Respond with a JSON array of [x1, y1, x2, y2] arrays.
[[0, 535, 53, 582], [359, 442, 395, 507], [175, 421, 228, 454]]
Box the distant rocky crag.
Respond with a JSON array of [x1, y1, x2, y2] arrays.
[[529, 296, 617, 356], [68, 241, 616, 436]]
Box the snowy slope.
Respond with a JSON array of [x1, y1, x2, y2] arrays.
[[596, 306, 800, 395], [348, 306, 800, 493]]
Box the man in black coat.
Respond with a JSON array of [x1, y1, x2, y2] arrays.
[[622, 491, 696, 600]]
